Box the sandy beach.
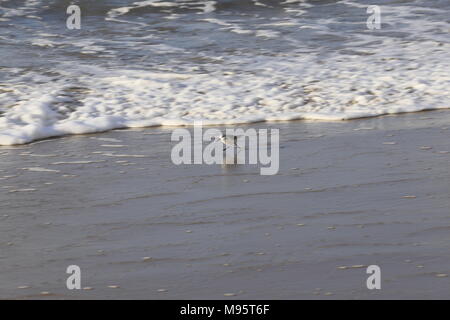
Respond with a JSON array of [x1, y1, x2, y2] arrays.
[[1, 110, 449, 299]]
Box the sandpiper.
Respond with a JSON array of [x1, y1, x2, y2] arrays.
[[216, 134, 239, 151]]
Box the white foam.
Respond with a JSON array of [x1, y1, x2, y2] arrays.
[[1, 1, 449, 146], [106, 0, 216, 19], [31, 39, 56, 47], [100, 145, 126, 148], [201, 18, 255, 35], [1, 37, 449, 146], [91, 137, 123, 142], [100, 153, 148, 158], [51, 161, 106, 165], [0, 0, 43, 18], [21, 167, 60, 173], [9, 188, 37, 193]]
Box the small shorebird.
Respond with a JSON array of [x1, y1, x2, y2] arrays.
[[216, 134, 239, 151]]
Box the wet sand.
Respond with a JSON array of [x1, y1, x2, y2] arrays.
[[1, 110, 450, 299]]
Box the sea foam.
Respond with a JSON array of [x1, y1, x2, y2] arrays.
[[0, 0, 449, 145]]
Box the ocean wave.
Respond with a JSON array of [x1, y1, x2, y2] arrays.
[[0, 0, 449, 145]]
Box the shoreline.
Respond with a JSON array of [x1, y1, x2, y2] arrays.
[[2, 108, 450, 148]]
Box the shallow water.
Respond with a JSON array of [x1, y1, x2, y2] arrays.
[[0, 0, 449, 145], [1, 111, 449, 299]]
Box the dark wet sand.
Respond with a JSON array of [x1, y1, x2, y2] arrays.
[[1, 110, 450, 299]]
